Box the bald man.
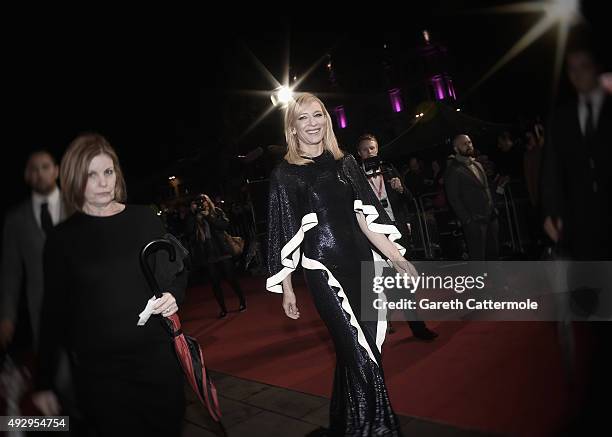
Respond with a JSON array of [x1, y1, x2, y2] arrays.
[[444, 135, 499, 260]]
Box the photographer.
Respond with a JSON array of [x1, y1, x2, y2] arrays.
[[357, 134, 412, 245], [357, 134, 438, 341], [193, 195, 246, 318]]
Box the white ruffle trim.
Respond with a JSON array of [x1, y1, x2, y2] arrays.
[[353, 200, 406, 353], [266, 213, 318, 293], [266, 204, 408, 366], [353, 200, 406, 257], [301, 254, 380, 365]]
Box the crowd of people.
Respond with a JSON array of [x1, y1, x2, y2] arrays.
[[0, 42, 610, 435]]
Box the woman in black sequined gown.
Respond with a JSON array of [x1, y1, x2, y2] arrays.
[[266, 93, 418, 436]]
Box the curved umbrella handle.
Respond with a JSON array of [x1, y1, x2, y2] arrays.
[[140, 239, 176, 299]]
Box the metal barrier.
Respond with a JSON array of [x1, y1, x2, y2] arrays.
[[414, 178, 531, 260], [415, 192, 454, 259], [240, 176, 533, 264], [242, 178, 270, 274]]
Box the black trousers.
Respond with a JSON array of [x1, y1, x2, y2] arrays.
[[462, 218, 499, 261], [204, 258, 245, 311]]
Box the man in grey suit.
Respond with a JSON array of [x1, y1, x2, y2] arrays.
[[1, 150, 66, 351]]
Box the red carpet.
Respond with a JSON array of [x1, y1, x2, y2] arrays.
[[182, 275, 589, 436]]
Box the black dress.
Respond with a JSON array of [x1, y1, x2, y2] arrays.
[[267, 151, 404, 436], [38, 205, 187, 436]]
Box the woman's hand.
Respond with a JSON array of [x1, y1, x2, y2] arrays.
[[282, 290, 300, 320], [389, 255, 419, 279], [152, 292, 179, 317], [32, 391, 61, 416]]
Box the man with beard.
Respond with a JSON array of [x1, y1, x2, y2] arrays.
[[1, 150, 67, 351], [0, 150, 76, 431], [444, 134, 499, 260]]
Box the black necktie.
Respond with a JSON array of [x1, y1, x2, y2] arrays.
[[585, 99, 595, 140], [584, 99, 598, 193], [40, 202, 54, 234]]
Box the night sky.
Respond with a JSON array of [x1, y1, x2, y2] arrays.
[[5, 1, 610, 215]]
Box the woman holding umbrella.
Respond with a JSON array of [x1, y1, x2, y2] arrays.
[[32, 133, 187, 436]]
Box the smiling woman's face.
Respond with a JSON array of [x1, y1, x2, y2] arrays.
[[294, 100, 326, 148]]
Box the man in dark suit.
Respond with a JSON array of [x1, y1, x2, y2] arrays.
[[357, 133, 438, 341], [541, 47, 611, 260], [540, 46, 612, 434], [1, 150, 66, 351], [444, 134, 499, 261]]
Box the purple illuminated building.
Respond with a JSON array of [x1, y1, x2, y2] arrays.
[[418, 30, 457, 102], [334, 105, 347, 129], [325, 54, 348, 129], [388, 88, 404, 113]]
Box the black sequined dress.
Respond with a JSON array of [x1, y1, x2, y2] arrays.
[[267, 151, 404, 436]]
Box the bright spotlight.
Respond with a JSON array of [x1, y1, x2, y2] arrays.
[[271, 86, 294, 106], [464, 0, 582, 99], [547, 0, 579, 21]]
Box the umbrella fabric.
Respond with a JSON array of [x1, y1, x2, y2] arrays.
[[164, 313, 221, 422], [140, 238, 221, 422]]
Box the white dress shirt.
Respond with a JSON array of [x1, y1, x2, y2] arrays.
[[364, 171, 396, 222]]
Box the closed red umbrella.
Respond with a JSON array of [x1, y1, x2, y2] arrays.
[[140, 239, 222, 422]]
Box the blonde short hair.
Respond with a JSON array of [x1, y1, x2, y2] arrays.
[[357, 133, 378, 150], [283, 93, 344, 165]]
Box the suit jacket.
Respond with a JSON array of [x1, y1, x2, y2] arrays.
[[0, 195, 67, 345], [382, 162, 413, 225], [362, 161, 413, 247], [444, 158, 495, 225], [540, 95, 612, 258]]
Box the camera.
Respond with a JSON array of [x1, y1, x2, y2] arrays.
[[190, 197, 206, 214], [363, 156, 383, 177], [363, 156, 392, 179]]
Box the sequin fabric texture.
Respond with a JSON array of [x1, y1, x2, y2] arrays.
[[267, 151, 402, 436]]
